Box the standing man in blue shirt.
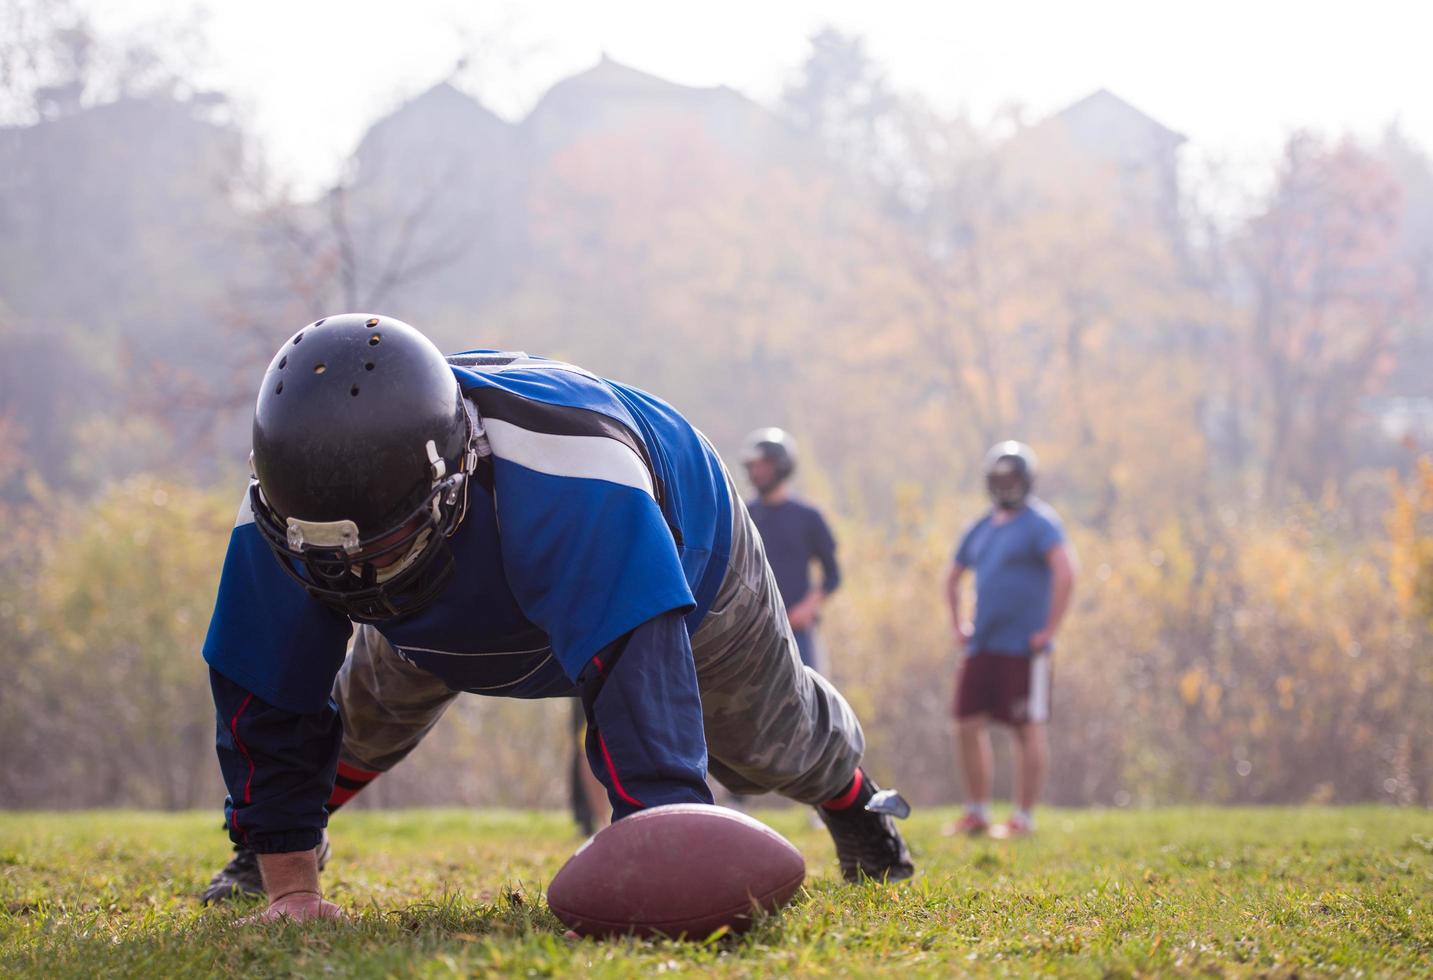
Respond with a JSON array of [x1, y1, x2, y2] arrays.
[[742, 429, 841, 674], [945, 442, 1075, 839], [200, 316, 912, 920]]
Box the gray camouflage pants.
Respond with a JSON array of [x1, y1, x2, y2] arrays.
[[333, 466, 865, 805]]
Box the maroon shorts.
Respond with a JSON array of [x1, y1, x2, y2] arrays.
[[954, 651, 1052, 725]]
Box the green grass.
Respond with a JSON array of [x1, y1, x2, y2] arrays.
[[1, 806, 1430, 977]]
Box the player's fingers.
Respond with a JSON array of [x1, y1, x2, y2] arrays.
[[236, 899, 346, 927]]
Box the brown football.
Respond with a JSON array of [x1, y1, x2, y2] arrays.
[[547, 804, 806, 940]]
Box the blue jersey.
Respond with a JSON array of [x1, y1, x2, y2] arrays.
[[203, 352, 730, 850], [954, 499, 1065, 657], [205, 352, 731, 713]]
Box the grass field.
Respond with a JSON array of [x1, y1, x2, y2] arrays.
[[1, 806, 1430, 977]]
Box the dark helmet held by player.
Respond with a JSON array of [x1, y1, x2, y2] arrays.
[[742, 427, 797, 492], [983, 440, 1037, 510], [248, 314, 482, 622]]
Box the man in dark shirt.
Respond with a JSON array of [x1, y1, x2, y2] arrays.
[[742, 428, 841, 672]]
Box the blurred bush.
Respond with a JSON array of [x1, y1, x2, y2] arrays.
[[2, 466, 1427, 810], [0, 477, 571, 810], [827, 478, 1431, 808]]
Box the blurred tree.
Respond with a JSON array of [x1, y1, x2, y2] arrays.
[[0, 0, 89, 123], [781, 27, 898, 184], [0, 0, 212, 125], [0, 478, 230, 808], [1240, 136, 1415, 502]]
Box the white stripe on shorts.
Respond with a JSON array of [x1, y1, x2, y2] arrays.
[[1029, 652, 1051, 722]]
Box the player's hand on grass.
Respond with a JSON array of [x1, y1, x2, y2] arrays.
[[237, 849, 343, 925], [239, 890, 345, 926]]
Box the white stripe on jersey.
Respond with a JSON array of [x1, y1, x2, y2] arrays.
[[462, 354, 599, 380], [394, 643, 551, 658], [1029, 652, 1051, 722], [456, 657, 557, 691], [483, 417, 656, 498]]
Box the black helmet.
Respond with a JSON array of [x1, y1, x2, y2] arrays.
[[983, 440, 1037, 509], [248, 313, 481, 621], [742, 427, 797, 486]]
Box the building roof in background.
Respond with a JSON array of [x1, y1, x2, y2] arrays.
[[1053, 88, 1186, 146]]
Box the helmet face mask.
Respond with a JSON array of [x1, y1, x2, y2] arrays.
[[247, 314, 482, 622], [250, 474, 468, 622]]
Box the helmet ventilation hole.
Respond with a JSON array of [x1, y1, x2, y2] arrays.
[[350, 384, 360, 397], [314, 363, 326, 374], [368, 333, 381, 346], [293, 332, 303, 345], [275, 380, 284, 394], [278, 356, 287, 370], [365, 361, 375, 371], [365, 317, 379, 327], [315, 318, 326, 327]]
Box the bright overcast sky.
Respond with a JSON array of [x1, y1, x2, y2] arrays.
[[92, 0, 1433, 195]]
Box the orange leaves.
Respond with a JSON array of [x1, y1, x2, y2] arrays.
[[1276, 675, 1296, 712], [1388, 456, 1433, 626], [1178, 668, 1203, 707]]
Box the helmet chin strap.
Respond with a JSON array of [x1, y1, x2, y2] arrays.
[[362, 400, 485, 586], [463, 395, 490, 465], [354, 472, 450, 583], [443, 396, 487, 528], [371, 526, 435, 583]]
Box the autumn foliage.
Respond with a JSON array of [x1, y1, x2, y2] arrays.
[[1, 30, 1430, 809]]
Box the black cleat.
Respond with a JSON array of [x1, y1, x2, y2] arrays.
[[200, 843, 262, 905], [817, 778, 915, 883], [200, 830, 330, 905]]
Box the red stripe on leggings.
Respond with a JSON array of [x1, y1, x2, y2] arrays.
[[329, 762, 379, 808], [822, 768, 864, 810], [228, 693, 256, 838], [597, 731, 643, 809], [328, 785, 361, 807], [336, 761, 379, 783]]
